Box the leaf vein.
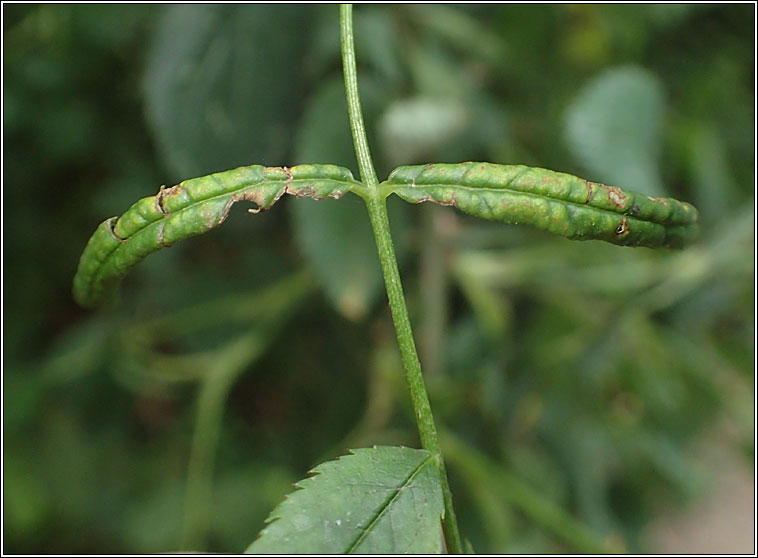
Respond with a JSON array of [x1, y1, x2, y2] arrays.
[[345, 453, 435, 553]]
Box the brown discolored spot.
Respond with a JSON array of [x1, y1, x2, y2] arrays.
[[647, 195, 669, 206], [602, 185, 627, 208], [107, 217, 126, 241], [630, 204, 641, 215], [158, 182, 191, 214], [231, 189, 274, 216], [436, 194, 457, 206], [199, 202, 223, 229], [154, 185, 169, 215], [157, 222, 172, 248], [613, 217, 630, 236], [264, 165, 293, 190], [156, 185, 176, 215], [412, 194, 457, 207], [265, 165, 291, 175], [287, 185, 317, 198], [585, 181, 598, 203], [281, 167, 312, 199]]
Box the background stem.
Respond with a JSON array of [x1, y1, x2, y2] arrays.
[[181, 332, 262, 550], [340, 4, 462, 552]]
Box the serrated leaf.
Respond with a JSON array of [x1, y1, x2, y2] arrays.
[[245, 446, 445, 554], [564, 66, 667, 196], [143, 5, 310, 178]]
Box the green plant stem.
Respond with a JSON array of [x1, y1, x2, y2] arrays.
[[340, 4, 462, 552], [340, 3, 378, 188], [363, 196, 463, 554]]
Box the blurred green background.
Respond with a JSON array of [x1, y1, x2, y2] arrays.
[[3, 4, 754, 554]]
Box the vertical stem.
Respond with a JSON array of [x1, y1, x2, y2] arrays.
[[364, 194, 463, 555], [340, 4, 462, 552], [363, 195, 438, 453], [340, 3, 379, 188]]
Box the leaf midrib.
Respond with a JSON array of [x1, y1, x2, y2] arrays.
[[383, 181, 696, 227], [346, 452, 436, 553]]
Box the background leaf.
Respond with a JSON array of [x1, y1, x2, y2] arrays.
[[246, 446, 445, 554], [379, 97, 470, 166], [144, 5, 312, 178], [564, 66, 666, 196]]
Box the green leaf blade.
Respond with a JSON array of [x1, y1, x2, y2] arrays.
[[72, 164, 360, 309], [384, 162, 698, 249], [245, 446, 445, 554]]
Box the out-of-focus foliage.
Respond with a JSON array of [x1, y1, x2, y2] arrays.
[[564, 66, 666, 196], [3, 4, 753, 554], [143, 5, 311, 179]]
